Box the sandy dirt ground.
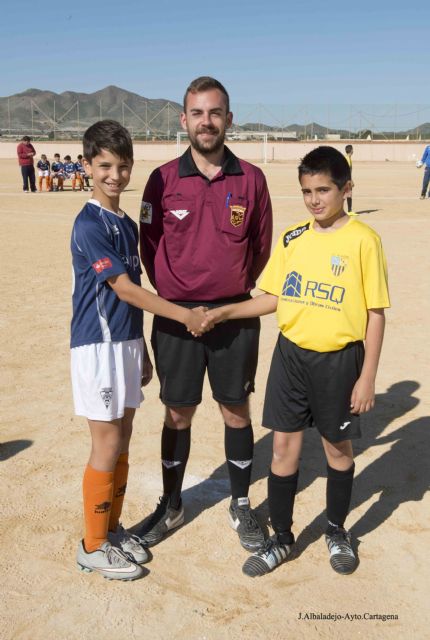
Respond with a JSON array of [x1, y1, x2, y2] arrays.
[[1, 156, 429, 640]]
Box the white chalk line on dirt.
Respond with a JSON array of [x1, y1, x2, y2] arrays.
[[0, 188, 426, 202]]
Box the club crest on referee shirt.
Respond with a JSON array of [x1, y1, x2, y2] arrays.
[[230, 205, 246, 227], [331, 255, 348, 276]]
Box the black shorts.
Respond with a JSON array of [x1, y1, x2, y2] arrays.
[[151, 298, 260, 407], [262, 334, 364, 443]]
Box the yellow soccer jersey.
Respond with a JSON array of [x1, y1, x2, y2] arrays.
[[259, 217, 390, 352], [346, 154, 353, 169]]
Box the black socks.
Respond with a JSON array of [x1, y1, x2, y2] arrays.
[[326, 463, 355, 535], [225, 423, 254, 500], [268, 469, 298, 545], [161, 424, 191, 510]]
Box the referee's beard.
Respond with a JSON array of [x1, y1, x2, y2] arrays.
[[188, 126, 226, 156]]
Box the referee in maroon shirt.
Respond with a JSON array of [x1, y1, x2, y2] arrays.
[[137, 77, 273, 553]]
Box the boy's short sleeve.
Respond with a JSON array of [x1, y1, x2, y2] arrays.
[[258, 233, 285, 296], [73, 217, 127, 284], [361, 233, 390, 309]]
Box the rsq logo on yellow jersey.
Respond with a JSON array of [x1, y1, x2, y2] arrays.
[[230, 205, 246, 227]]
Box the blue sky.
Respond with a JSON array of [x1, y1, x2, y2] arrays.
[[1, 0, 429, 127]]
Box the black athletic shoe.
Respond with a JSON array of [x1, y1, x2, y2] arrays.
[[325, 528, 357, 575], [242, 535, 293, 577], [134, 496, 184, 547], [228, 497, 265, 551]]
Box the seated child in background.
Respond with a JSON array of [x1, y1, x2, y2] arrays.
[[63, 155, 78, 190], [76, 154, 91, 190], [36, 154, 51, 191], [50, 153, 64, 191]]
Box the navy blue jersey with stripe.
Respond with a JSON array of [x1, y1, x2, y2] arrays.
[[64, 161, 76, 174], [52, 161, 64, 172], [37, 160, 50, 171], [71, 199, 143, 348]]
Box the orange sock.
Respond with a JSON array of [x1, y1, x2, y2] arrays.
[[109, 453, 129, 531], [72, 178, 76, 190], [46, 176, 51, 190], [38, 177, 43, 191], [82, 465, 114, 552]]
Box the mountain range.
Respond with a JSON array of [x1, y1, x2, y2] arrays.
[[1, 86, 429, 139]]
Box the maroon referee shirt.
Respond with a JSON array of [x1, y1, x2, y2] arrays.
[[139, 146, 273, 302]]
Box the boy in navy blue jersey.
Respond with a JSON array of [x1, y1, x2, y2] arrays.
[[76, 154, 90, 190], [36, 154, 51, 192], [63, 155, 78, 190], [50, 153, 64, 191], [71, 120, 208, 580]]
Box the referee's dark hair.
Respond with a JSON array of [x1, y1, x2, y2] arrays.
[[83, 120, 133, 162], [183, 76, 230, 113], [298, 146, 351, 189]]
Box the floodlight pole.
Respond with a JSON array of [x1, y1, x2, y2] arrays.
[[145, 101, 148, 141]]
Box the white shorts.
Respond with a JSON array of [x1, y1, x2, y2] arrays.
[[71, 338, 144, 420], [38, 170, 50, 177]]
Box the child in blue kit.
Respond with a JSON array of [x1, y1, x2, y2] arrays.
[[71, 120, 208, 580]]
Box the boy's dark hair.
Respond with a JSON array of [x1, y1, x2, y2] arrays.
[[64, 155, 71, 161], [183, 76, 230, 113], [345, 144, 353, 154], [22, 135, 31, 142], [83, 119, 133, 162], [77, 154, 83, 160], [54, 153, 60, 158], [298, 146, 351, 189]]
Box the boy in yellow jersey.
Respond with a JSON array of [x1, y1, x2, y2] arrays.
[[202, 146, 390, 577]]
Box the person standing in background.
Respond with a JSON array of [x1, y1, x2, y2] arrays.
[[17, 135, 37, 192], [344, 145, 354, 213], [417, 144, 430, 199]]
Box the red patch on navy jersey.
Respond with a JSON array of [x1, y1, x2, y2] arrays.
[[92, 257, 113, 273]]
